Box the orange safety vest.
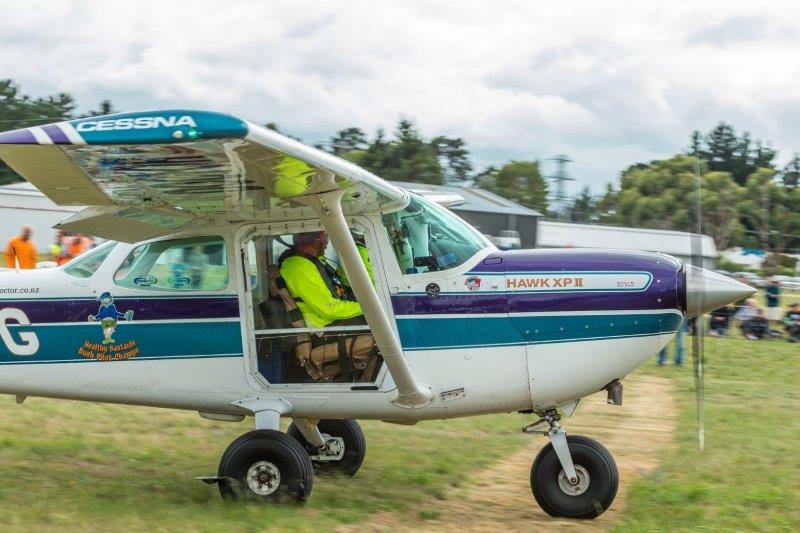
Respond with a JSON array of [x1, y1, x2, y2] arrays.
[[5, 237, 37, 269]]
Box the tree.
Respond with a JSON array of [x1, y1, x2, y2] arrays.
[[0, 79, 75, 185], [482, 160, 548, 213], [327, 127, 368, 156], [567, 186, 597, 223], [78, 99, 115, 118], [358, 120, 445, 185], [699, 171, 742, 251], [692, 122, 776, 185], [737, 168, 800, 255], [595, 183, 619, 224], [781, 154, 800, 190], [611, 155, 747, 251], [431, 136, 472, 184]]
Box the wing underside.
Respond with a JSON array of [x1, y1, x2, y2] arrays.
[[0, 110, 407, 241]]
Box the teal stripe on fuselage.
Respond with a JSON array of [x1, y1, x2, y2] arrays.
[[0, 320, 243, 363], [396, 312, 682, 351]]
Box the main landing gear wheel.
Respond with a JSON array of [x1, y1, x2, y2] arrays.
[[287, 419, 366, 477], [217, 429, 314, 503], [530, 435, 618, 519]]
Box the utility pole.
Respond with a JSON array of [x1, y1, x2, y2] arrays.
[[546, 154, 574, 220]]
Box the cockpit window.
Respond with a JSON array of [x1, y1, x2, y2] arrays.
[[63, 241, 117, 279], [113, 236, 228, 291], [382, 194, 490, 274]]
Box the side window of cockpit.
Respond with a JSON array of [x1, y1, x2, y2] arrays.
[[382, 196, 489, 274], [113, 236, 228, 291], [63, 242, 117, 279]]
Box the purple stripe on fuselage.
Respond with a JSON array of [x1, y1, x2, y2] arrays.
[[470, 249, 683, 274], [399, 249, 684, 315], [42, 124, 70, 144], [0, 129, 37, 144], [0, 297, 240, 323], [393, 289, 679, 315]]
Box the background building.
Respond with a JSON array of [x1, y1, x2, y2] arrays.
[[538, 220, 717, 269], [0, 182, 82, 249]]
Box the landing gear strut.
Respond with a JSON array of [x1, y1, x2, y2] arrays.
[[525, 410, 619, 518]]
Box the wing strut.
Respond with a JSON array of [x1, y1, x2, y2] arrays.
[[304, 171, 434, 408]]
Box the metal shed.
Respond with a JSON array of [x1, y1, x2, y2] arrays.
[[538, 220, 718, 269], [0, 182, 82, 250]]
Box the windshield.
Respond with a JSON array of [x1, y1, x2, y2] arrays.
[[63, 241, 117, 279], [382, 194, 490, 274]]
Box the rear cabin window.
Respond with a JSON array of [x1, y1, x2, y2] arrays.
[[63, 241, 117, 279], [113, 236, 228, 291]]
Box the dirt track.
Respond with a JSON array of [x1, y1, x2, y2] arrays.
[[341, 373, 676, 532]]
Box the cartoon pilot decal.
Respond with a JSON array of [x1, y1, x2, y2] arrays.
[[88, 292, 134, 344]]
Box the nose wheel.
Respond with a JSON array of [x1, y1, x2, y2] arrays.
[[525, 411, 618, 518], [216, 429, 314, 503]]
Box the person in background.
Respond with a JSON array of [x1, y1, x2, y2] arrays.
[[765, 278, 782, 327], [783, 303, 800, 343], [68, 235, 84, 258], [658, 318, 686, 366], [742, 308, 770, 340], [735, 298, 758, 327], [4, 225, 37, 269], [80, 234, 95, 251], [709, 305, 732, 336], [48, 240, 61, 262]]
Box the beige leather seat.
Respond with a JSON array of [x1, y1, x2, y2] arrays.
[[267, 265, 376, 381]]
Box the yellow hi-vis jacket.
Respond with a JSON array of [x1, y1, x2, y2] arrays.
[[280, 255, 363, 328], [336, 243, 374, 288]]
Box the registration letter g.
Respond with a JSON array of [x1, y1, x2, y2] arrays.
[[0, 308, 39, 357]]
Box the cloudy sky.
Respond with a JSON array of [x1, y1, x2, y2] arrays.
[[2, 0, 799, 192]]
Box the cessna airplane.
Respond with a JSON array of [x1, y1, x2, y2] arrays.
[[0, 110, 752, 519]]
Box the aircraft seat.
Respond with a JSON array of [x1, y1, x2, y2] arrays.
[[264, 265, 376, 382]]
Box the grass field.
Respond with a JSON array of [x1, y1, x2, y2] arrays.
[[0, 398, 528, 531], [0, 302, 798, 530], [616, 331, 800, 530]]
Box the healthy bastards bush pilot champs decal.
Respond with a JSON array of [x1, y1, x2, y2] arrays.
[[79, 292, 139, 361]]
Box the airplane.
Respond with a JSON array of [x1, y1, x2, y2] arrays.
[[0, 110, 753, 519]]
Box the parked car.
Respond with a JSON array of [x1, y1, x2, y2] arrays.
[[488, 229, 522, 250]]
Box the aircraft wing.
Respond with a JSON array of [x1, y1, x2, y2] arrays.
[[0, 110, 408, 242]]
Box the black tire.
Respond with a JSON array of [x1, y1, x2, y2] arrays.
[[287, 419, 366, 477], [217, 429, 314, 503], [530, 435, 618, 519]]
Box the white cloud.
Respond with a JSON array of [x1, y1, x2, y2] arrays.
[[1, 0, 799, 191]]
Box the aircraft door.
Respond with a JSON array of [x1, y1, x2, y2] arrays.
[[241, 225, 385, 386]]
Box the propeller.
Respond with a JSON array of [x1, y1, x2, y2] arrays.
[[690, 152, 705, 451]]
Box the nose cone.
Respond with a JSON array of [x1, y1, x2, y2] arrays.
[[685, 265, 756, 317]]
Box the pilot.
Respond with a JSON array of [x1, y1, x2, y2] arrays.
[[279, 231, 364, 328]]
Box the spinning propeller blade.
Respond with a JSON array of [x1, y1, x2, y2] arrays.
[[690, 153, 705, 451]]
